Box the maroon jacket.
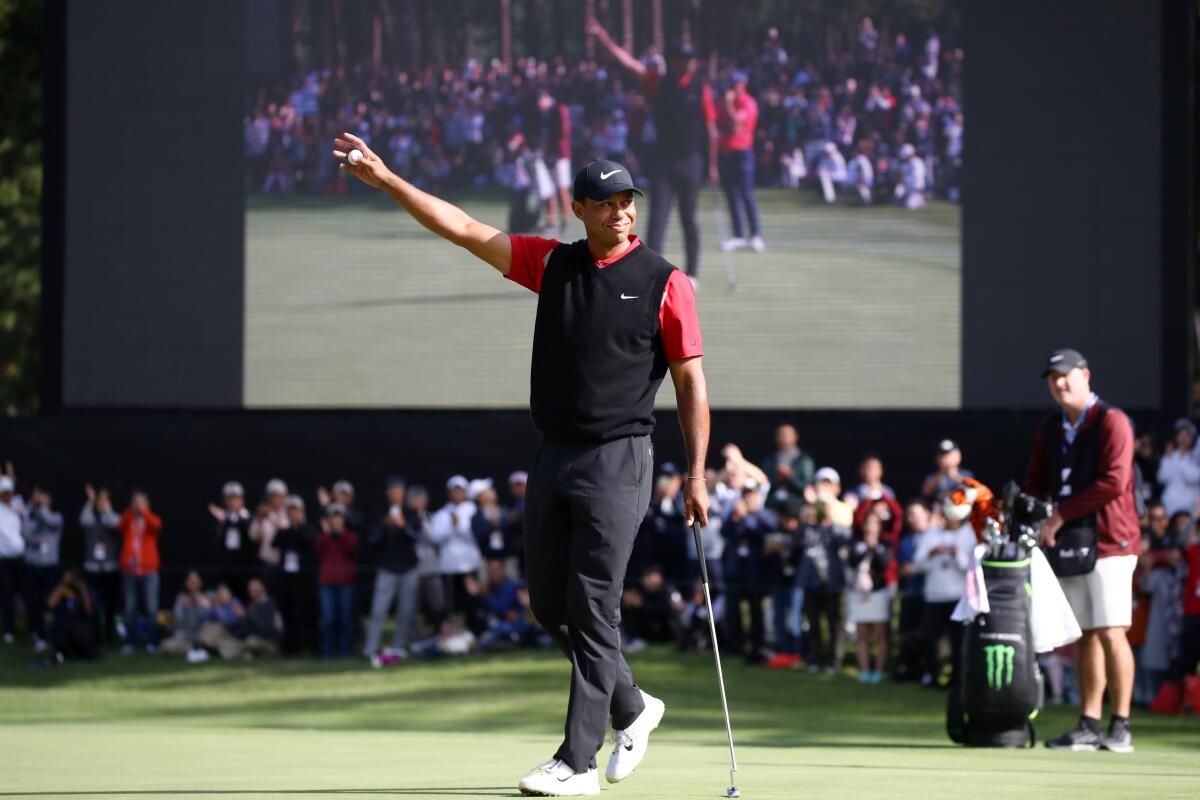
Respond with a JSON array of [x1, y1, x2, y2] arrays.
[[314, 530, 358, 586], [1023, 401, 1141, 559]]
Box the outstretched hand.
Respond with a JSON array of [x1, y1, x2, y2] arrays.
[[333, 131, 392, 190]]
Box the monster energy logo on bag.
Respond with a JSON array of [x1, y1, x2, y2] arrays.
[[983, 644, 1016, 690]]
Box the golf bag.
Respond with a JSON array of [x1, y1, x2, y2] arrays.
[[947, 557, 1043, 747]]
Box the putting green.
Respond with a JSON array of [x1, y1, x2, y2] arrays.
[[1, 646, 1196, 799]]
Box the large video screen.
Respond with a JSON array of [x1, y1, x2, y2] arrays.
[[241, 3, 963, 409]]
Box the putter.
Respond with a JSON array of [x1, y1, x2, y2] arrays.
[[710, 187, 739, 291], [691, 518, 740, 798]]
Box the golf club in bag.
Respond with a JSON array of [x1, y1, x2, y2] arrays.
[[691, 519, 740, 798]]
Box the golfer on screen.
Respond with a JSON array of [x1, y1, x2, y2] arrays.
[[333, 133, 710, 797]]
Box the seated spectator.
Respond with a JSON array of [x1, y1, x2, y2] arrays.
[[315, 503, 358, 658], [272, 495, 318, 655], [410, 617, 477, 658], [207, 481, 255, 592], [722, 482, 776, 665], [920, 439, 973, 501], [22, 488, 64, 653], [80, 485, 122, 644], [1157, 418, 1200, 517], [847, 514, 893, 684], [798, 503, 849, 674], [160, 570, 211, 658], [621, 565, 683, 652], [913, 505, 974, 687], [242, 577, 282, 657], [195, 582, 247, 660], [365, 479, 420, 659], [46, 567, 99, 661], [477, 560, 539, 651]]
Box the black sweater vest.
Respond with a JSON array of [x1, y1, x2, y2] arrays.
[[530, 240, 676, 442], [1043, 401, 1109, 530]]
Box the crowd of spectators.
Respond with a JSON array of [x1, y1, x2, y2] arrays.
[[245, 18, 963, 218], [1, 417, 1197, 712]]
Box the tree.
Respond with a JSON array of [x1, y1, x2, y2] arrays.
[[0, 0, 40, 414]]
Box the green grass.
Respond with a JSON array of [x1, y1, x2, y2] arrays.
[[244, 189, 960, 410], [1, 645, 1197, 799]]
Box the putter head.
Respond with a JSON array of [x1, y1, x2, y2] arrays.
[[726, 787, 740, 798]]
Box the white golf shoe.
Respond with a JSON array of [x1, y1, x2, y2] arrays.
[[605, 690, 666, 783], [517, 758, 599, 797]]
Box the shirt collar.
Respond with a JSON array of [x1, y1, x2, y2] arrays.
[[591, 234, 640, 268], [1061, 392, 1098, 444]]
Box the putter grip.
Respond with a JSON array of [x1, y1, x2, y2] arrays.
[[691, 520, 711, 585]]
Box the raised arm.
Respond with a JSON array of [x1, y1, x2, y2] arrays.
[[588, 20, 647, 77], [670, 356, 710, 526], [333, 131, 513, 275]]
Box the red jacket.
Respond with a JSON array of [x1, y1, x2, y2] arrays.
[[118, 508, 162, 576], [1186, 544, 1200, 618], [1023, 402, 1141, 559], [315, 530, 358, 586]]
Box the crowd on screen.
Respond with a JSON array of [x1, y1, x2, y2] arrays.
[[245, 18, 963, 214], [1, 419, 1197, 711]]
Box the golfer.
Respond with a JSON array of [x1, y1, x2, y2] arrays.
[[333, 134, 710, 796]]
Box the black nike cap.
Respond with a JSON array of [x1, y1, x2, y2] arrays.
[[572, 159, 644, 202], [1042, 348, 1088, 377]]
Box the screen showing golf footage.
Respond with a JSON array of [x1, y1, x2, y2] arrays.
[[242, 3, 963, 409]]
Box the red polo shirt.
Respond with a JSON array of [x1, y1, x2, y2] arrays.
[[506, 234, 703, 361]]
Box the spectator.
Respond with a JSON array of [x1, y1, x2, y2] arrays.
[[644, 464, 689, 590], [679, 578, 724, 652], [762, 424, 814, 512], [853, 457, 903, 548], [408, 484, 444, 636], [894, 499, 930, 682], [46, 567, 99, 661], [117, 489, 162, 653], [318, 479, 364, 533], [364, 478, 420, 659], [0, 475, 21, 643], [428, 475, 481, 621], [816, 142, 847, 203], [688, 469, 726, 589], [80, 485, 122, 644], [807, 467, 853, 528], [852, 455, 895, 503], [314, 503, 358, 657], [195, 583, 248, 660], [913, 504, 973, 687], [532, 89, 572, 237], [621, 565, 683, 652], [506, 471, 528, 575], [894, 143, 926, 209], [722, 482, 776, 664], [1156, 418, 1200, 517], [22, 488, 63, 652], [242, 577, 283, 657], [1181, 526, 1200, 684], [797, 503, 848, 674], [249, 478, 290, 577], [717, 71, 764, 253], [207, 481, 255, 592], [477, 560, 539, 651], [1136, 535, 1184, 702], [764, 498, 804, 669], [921, 439, 973, 501], [159, 571, 211, 659], [471, 481, 511, 565], [272, 495, 318, 655], [847, 514, 893, 684]]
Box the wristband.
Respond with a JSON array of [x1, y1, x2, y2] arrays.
[[687, 476, 707, 481]]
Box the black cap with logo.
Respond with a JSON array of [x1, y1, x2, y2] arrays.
[[1042, 348, 1089, 377], [572, 159, 644, 202]]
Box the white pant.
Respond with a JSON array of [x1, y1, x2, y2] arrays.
[[1059, 554, 1137, 630]]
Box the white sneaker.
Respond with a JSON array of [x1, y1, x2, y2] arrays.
[[721, 237, 747, 252], [33, 638, 48, 654], [750, 235, 766, 252], [517, 758, 599, 796], [605, 690, 666, 783]]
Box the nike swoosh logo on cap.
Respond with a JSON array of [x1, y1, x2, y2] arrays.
[[600, 169, 623, 180]]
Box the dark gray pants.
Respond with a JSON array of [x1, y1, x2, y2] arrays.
[[524, 434, 653, 773]]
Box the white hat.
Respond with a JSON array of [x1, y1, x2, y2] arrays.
[[899, 143, 916, 159], [332, 479, 355, 497], [265, 478, 288, 496], [285, 494, 305, 510], [508, 470, 529, 485], [0, 476, 12, 493], [814, 467, 841, 485], [222, 481, 244, 497], [446, 475, 469, 492], [468, 478, 494, 501]]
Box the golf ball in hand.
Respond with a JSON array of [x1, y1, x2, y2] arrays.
[[348, 149, 364, 166]]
